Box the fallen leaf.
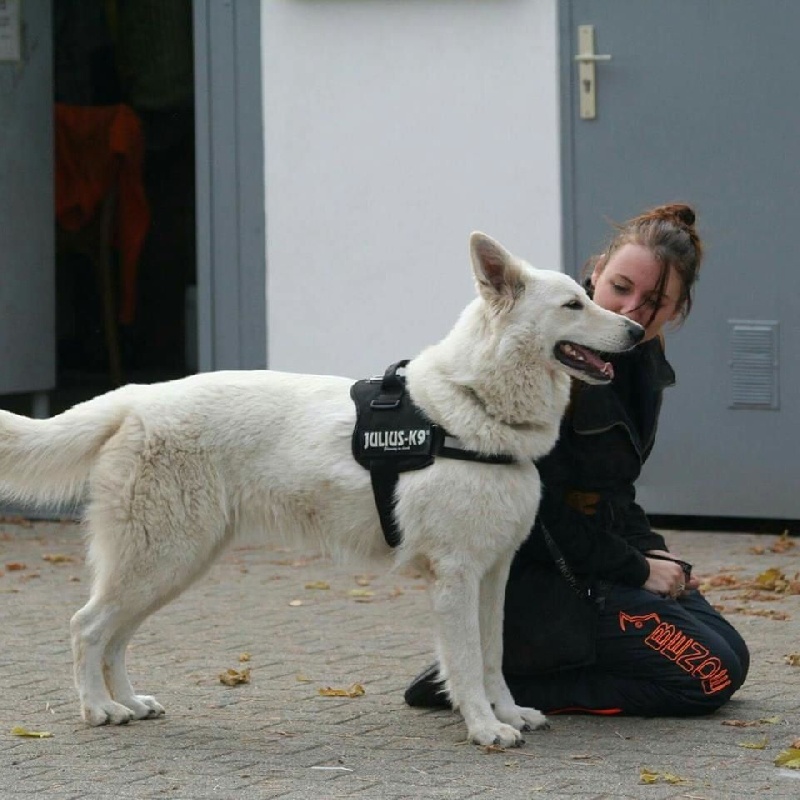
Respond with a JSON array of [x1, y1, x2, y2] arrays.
[[348, 588, 374, 598], [354, 574, 374, 586], [754, 567, 789, 592], [219, 667, 251, 686], [42, 553, 74, 564], [238, 652, 251, 663], [288, 599, 303, 607], [723, 719, 761, 728], [304, 581, 330, 590], [295, 674, 313, 683], [774, 748, 800, 769], [11, 726, 53, 738], [5, 562, 26, 571], [723, 716, 781, 728], [771, 532, 796, 554], [785, 653, 800, 666], [739, 737, 769, 750], [702, 572, 745, 589], [639, 768, 688, 785], [730, 607, 790, 621], [639, 768, 659, 785], [318, 683, 365, 698]]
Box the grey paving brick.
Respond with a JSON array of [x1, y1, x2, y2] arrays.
[[2, 521, 799, 799]]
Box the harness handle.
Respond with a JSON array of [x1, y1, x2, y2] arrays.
[[369, 360, 410, 409]]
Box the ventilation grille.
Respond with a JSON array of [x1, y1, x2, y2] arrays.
[[729, 320, 779, 410]]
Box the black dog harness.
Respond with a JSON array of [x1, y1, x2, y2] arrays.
[[350, 360, 515, 548]]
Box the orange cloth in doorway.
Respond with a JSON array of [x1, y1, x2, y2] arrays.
[[55, 103, 150, 325]]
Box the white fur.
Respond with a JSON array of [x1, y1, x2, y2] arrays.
[[0, 233, 642, 747]]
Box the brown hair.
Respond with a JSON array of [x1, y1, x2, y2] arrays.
[[587, 203, 704, 326]]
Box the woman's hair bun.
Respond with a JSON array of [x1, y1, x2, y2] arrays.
[[658, 203, 696, 228], [673, 204, 696, 227]]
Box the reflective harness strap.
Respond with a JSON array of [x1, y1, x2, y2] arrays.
[[354, 360, 515, 549]]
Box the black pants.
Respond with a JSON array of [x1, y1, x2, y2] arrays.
[[505, 586, 749, 717]]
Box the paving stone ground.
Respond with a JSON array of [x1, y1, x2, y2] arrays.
[[1, 519, 799, 799]]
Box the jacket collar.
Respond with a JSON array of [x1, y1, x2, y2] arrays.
[[569, 337, 675, 457]]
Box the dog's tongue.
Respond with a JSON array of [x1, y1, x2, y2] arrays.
[[574, 344, 614, 380]]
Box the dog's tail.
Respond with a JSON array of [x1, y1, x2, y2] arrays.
[[0, 392, 129, 507]]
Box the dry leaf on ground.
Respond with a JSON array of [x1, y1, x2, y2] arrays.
[[771, 532, 797, 553], [42, 553, 74, 564], [775, 748, 800, 769], [11, 726, 53, 738], [318, 683, 365, 698], [722, 716, 781, 728], [219, 667, 251, 686], [639, 768, 688, 785], [739, 737, 769, 750], [785, 653, 800, 666], [304, 581, 330, 590], [5, 562, 26, 571]]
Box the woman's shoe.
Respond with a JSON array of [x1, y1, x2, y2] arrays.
[[404, 663, 451, 708]]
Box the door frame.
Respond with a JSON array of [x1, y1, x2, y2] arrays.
[[557, 0, 579, 278], [193, 0, 267, 371]]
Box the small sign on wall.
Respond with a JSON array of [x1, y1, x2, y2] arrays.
[[0, 0, 21, 63]]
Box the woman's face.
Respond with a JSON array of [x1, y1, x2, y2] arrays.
[[591, 243, 683, 341]]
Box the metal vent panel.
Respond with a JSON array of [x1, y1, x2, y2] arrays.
[[729, 320, 779, 410]]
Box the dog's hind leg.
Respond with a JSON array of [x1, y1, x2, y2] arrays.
[[429, 563, 523, 748], [479, 549, 548, 733], [72, 438, 232, 726], [72, 516, 232, 726]]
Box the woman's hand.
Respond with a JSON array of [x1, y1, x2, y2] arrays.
[[643, 557, 689, 598], [646, 549, 701, 592]]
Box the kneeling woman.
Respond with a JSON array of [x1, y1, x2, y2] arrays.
[[406, 203, 749, 717]]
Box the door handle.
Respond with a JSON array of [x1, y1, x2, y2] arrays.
[[574, 54, 612, 63], [574, 25, 611, 120]]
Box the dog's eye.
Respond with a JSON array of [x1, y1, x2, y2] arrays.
[[563, 299, 584, 310]]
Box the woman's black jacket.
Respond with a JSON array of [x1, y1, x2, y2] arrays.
[[512, 336, 677, 586], [502, 338, 678, 676]]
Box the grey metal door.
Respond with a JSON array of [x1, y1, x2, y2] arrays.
[[561, 1, 799, 519], [0, 0, 55, 396]]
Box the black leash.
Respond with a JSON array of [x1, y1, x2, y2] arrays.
[[540, 522, 601, 607]]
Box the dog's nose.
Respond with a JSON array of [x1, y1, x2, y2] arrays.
[[628, 320, 645, 344]]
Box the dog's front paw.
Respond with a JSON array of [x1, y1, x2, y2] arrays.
[[468, 720, 524, 748], [126, 694, 166, 720], [495, 703, 549, 732], [81, 700, 136, 726]]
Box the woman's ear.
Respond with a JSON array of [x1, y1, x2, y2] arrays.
[[590, 255, 607, 288]]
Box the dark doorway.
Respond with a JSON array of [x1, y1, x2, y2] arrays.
[[49, 0, 197, 413]]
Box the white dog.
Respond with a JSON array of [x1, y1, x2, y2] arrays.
[[0, 233, 642, 747]]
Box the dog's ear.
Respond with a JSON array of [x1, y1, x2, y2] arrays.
[[470, 232, 525, 312]]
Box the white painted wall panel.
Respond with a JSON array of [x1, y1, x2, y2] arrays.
[[262, 0, 560, 378]]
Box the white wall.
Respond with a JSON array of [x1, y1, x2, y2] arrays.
[[262, 0, 560, 378]]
